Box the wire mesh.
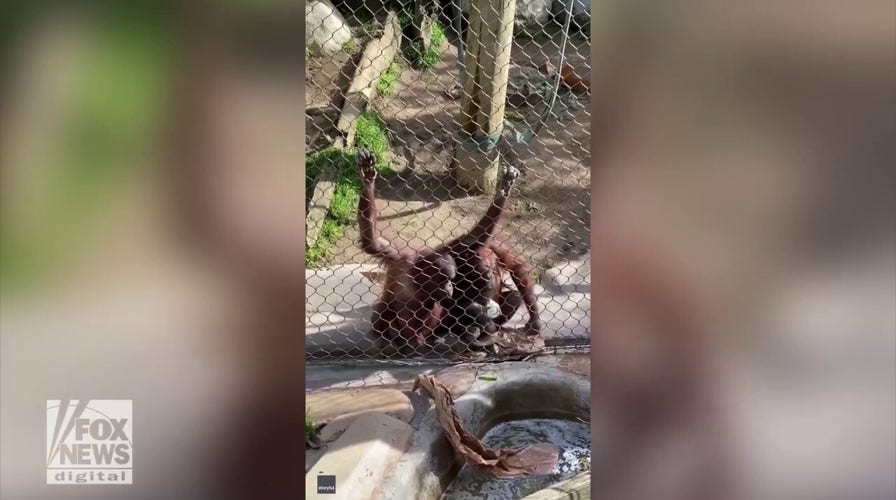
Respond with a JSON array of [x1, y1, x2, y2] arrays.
[[305, 0, 591, 364]]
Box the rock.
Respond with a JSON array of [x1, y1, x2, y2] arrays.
[[455, 0, 590, 32], [305, 412, 414, 500], [306, 446, 327, 473], [316, 418, 353, 443], [434, 365, 478, 397], [516, 0, 553, 30], [458, 0, 552, 32], [306, 0, 354, 57], [551, 0, 590, 31]]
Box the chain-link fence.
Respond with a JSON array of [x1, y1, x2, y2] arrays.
[[305, 0, 590, 365]]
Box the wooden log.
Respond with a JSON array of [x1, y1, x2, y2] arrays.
[[305, 163, 338, 248], [452, 138, 501, 194], [519, 471, 591, 500], [421, 16, 433, 51], [415, 3, 434, 53], [476, 0, 515, 135], [453, 0, 515, 194], [311, 13, 401, 245], [335, 11, 401, 146], [472, 0, 497, 134], [459, 0, 484, 134]]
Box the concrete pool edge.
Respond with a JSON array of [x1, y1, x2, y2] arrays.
[[375, 362, 591, 500]]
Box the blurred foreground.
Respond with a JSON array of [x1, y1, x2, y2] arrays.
[[591, 1, 895, 498], [1, 1, 894, 499]]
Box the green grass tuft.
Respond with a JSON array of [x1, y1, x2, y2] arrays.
[[305, 408, 317, 441], [401, 18, 447, 70], [361, 22, 379, 38], [416, 22, 446, 70], [305, 112, 395, 268], [354, 111, 391, 157], [329, 181, 361, 225], [376, 62, 402, 97], [431, 21, 446, 48]]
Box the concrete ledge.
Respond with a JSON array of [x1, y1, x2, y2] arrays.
[[434, 365, 479, 398], [306, 387, 414, 427], [306, 364, 444, 393], [336, 11, 401, 145], [521, 470, 591, 499], [306, 163, 338, 248], [306, 412, 414, 500], [306, 264, 381, 358], [306, 262, 591, 359], [541, 253, 590, 294], [377, 362, 591, 500]]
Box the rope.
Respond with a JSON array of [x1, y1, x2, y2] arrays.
[[458, 130, 503, 152]]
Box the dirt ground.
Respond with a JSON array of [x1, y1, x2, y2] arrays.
[[305, 27, 591, 277]]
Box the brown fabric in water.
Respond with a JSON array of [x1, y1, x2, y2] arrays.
[[412, 374, 559, 478]]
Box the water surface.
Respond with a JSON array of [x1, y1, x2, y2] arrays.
[[441, 418, 591, 500]]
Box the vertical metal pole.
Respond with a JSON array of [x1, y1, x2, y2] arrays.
[[453, 0, 466, 84]]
